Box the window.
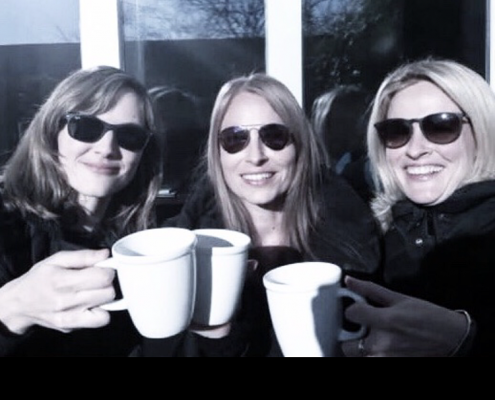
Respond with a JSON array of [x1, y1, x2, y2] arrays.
[[122, 0, 266, 194], [0, 0, 81, 166], [303, 0, 488, 173], [0, 0, 489, 190]]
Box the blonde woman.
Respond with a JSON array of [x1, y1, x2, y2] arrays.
[[157, 73, 381, 357], [344, 59, 495, 357], [0, 66, 161, 357]]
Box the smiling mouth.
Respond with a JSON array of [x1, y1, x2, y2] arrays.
[[241, 172, 275, 184], [406, 165, 444, 177], [85, 163, 120, 175]]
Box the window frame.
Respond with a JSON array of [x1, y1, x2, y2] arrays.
[[80, 0, 492, 95]]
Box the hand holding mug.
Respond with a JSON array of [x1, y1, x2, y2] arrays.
[[263, 262, 367, 357], [97, 228, 197, 339], [342, 277, 470, 357], [0, 249, 114, 335]]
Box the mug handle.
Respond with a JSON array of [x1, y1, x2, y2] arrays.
[[95, 258, 128, 312], [337, 288, 367, 342]]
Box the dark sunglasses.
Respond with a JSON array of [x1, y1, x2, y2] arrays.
[[219, 124, 292, 154], [62, 113, 151, 152], [375, 112, 471, 149]]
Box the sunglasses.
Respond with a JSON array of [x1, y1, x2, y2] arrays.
[[219, 124, 292, 154], [62, 113, 151, 152], [375, 112, 470, 149]]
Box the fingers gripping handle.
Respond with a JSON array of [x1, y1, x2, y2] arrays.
[[338, 288, 367, 342], [95, 258, 127, 312]]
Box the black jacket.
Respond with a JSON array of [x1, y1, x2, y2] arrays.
[[165, 172, 381, 275], [383, 181, 495, 357], [0, 197, 140, 357], [144, 172, 381, 357]]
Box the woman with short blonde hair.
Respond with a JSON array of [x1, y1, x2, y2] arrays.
[[368, 59, 495, 230], [344, 59, 495, 357]]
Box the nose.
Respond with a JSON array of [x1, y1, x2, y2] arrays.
[[405, 123, 432, 159], [245, 130, 268, 165], [93, 130, 121, 157]]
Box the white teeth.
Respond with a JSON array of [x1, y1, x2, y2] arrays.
[[406, 166, 444, 176], [242, 173, 273, 181]]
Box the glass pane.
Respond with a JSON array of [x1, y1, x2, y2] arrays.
[[0, 0, 81, 166], [122, 0, 266, 195], [304, 0, 486, 176]]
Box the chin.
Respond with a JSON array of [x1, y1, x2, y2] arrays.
[[77, 186, 122, 199], [405, 191, 443, 206]]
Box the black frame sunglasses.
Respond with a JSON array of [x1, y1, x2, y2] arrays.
[[219, 124, 292, 154], [62, 113, 151, 152], [375, 112, 471, 149]]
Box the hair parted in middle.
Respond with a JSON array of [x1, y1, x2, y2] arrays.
[[206, 73, 325, 254]]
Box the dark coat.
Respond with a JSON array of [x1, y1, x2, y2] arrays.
[[0, 197, 140, 357], [144, 172, 381, 357], [382, 181, 495, 357], [164, 172, 381, 276]]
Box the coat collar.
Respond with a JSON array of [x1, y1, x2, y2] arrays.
[[392, 180, 495, 223]]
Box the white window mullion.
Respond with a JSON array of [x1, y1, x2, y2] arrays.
[[265, 0, 303, 106], [80, 0, 123, 69], [489, 0, 494, 86]]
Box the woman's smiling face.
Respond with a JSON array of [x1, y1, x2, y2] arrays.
[[219, 92, 297, 211], [385, 81, 476, 206], [58, 92, 145, 208]]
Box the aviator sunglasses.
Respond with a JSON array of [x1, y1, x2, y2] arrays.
[[62, 113, 152, 152], [375, 112, 471, 149], [219, 124, 292, 154]]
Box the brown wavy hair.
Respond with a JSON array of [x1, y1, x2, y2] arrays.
[[1, 66, 161, 237]]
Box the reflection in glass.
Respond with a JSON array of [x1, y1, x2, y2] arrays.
[[303, 0, 403, 109], [0, 0, 81, 166], [303, 0, 486, 203], [122, 0, 266, 193]]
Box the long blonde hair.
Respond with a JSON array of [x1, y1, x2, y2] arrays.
[[368, 59, 495, 231], [1, 66, 161, 237], [207, 74, 325, 253]]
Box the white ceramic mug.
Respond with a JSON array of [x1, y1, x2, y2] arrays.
[[97, 228, 197, 339], [192, 229, 251, 327], [263, 262, 367, 357]]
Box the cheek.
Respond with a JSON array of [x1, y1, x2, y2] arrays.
[[220, 152, 238, 179], [273, 146, 297, 181], [58, 133, 89, 166], [279, 148, 297, 176], [123, 152, 143, 177], [459, 135, 477, 166], [385, 150, 403, 176]]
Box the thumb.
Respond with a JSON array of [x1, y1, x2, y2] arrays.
[[345, 276, 407, 307]]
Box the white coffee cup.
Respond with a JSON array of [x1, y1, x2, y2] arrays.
[[192, 229, 251, 327], [97, 228, 197, 339], [263, 262, 367, 357]]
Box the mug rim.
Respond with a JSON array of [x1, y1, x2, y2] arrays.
[[193, 229, 251, 255], [112, 228, 197, 264], [263, 262, 342, 293]]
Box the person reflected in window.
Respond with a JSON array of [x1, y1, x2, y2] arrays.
[[0, 66, 162, 357], [311, 85, 375, 203], [144, 74, 381, 357], [149, 87, 206, 196], [343, 59, 495, 357]]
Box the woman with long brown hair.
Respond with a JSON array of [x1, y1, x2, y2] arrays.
[[0, 66, 161, 356]]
